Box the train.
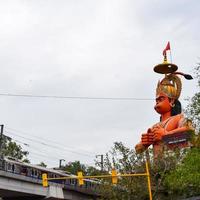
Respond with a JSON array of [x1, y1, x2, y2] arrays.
[[0, 156, 100, 196]]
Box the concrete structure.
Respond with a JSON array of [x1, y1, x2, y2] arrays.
[[0, 170, 99, 200]]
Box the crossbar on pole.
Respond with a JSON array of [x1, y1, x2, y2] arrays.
[[43, 161, 153, 200]]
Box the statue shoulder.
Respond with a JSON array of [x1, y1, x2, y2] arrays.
[[176, 113, 194, 130], [171, 113, 185, 122]]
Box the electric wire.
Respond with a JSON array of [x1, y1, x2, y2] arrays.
[[27, 154, 59, 166], [6, 135, 92, 162], [0, 93, 154, 101], [6, 135, 96, 167], [11, 138, 29, 146], [3, 136, 59, 164], [4, 130, 94, 158], [4, 127, 98, 166], [6, 127, 93, 155], [9, 137, 59, 160], [5, 130, 93, 157]]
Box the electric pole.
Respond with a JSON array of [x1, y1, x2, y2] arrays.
[[0, 125, 4, 159], [59, 159, 65, 169], [96, 154, 104, 172]]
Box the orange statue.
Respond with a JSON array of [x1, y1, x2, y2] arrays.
[[135, 44, 193, 157]]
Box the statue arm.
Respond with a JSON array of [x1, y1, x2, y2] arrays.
[[152, 116, 194, 142], [164, 126, 190, 136], [135, 142, 150, 154], [165, 116, 194, 136]]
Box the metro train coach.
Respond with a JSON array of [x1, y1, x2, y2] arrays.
[[0, 156, 100, 192]]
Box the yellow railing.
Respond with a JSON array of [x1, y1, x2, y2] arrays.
[[42, 161, 152, 200]]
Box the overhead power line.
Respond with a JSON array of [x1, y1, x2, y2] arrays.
[[8, 139, 58, 160], [3, 127, 97, 166], [0, 93, 154, 101], [5, 127, 94, 155], [10, 136, 93, 165], [4, 130, 94, 158]]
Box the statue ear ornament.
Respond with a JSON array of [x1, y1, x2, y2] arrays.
[[170, 103, 175, 108]]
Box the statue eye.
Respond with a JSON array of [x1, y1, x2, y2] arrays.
[[160, 97, 165, 101], [156, 96, 166, 103]]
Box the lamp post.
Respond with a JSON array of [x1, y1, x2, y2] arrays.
[[0, 125, 4, 159], [59, 159, 65, 169]]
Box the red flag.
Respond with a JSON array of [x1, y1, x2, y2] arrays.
[[163, 42, 170, 56]]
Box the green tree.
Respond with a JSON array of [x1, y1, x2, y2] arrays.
[[64, 161, 101, 176], [163, 64, 200, 199], [64, 161, 86, 175], [97, 143, 188, 200], [164, 148, 200, 198], [185, 64, 200, 133], [1, 135, 29, 162], [97, 142, 149, 200], [37, 161, 47, 168], [86, 165, 102, 176]]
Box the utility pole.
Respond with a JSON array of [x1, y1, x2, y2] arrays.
[[59, 159, 65, 169], [0, 125, 4, 159], [96, 154, 104, 172]]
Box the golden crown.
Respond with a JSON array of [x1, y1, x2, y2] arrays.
[[156, 74, 182, 99]]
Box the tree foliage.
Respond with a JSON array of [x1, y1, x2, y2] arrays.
[[164, 148, 200, 198], [185, 64, 200, 133], [64, 161, 87, 175], [163, 63, 200, 199], [97, 142, 149, 200], [96, 142, 190, 200], [64, 160, 101, 176], [37, 161, 47, 168], [1, 135, 29, 162]]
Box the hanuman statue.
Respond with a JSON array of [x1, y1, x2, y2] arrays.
[[135, 43, 194, 157]]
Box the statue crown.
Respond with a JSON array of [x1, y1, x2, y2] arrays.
[[156, 74, 182, 99]]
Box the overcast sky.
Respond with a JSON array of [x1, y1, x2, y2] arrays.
[[0, 0, 199, 168]]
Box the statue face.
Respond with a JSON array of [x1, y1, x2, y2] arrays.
[[154, 92, 172, 114]]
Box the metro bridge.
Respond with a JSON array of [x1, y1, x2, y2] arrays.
[[0, 169, 99, 200]]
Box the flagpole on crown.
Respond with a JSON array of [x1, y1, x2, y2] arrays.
[[154, 42, 178, 74], [162, 42, 171, 62], [169, 42, 173, 63]]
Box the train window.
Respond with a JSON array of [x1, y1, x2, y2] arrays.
[[87, 181, 91, 187], [35, 170, 38, 177], [31, 169, 34, 176], [70, 179, 76, 185], [52, 174, 58, 178], [0, 160, 3, 170], [65, 179, 70, 185], [38, 171, 42, 178], [50, 173, 58, 178], [31, 169, 39, 178], [74, 179, 77, 186], [21, 167, 27, 175], [7, 163, 15, 172]]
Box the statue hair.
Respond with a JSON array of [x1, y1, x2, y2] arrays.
[[171, 99, 182, 116]]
